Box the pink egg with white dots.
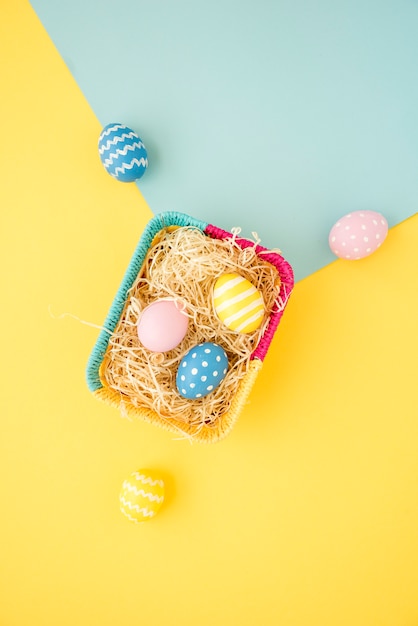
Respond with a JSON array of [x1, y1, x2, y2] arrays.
[[329, 210, 388, 260]]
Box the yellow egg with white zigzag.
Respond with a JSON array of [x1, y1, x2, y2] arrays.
[[120, 470, 165, 523], [213, 273, 265, 333]]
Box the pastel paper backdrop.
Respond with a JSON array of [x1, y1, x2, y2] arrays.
[[30, 0, 418, 280], [1, 3, 417, 626]]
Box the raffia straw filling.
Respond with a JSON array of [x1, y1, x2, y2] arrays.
[[100, 226, 282, 429]]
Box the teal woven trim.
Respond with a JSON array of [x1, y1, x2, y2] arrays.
[[86, 211, 208, 392]]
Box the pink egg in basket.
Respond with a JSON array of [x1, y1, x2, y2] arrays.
[[137, 299, 189, 352], [329, 210, 388, 260]]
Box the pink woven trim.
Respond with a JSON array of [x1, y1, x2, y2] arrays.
[[204, 223, 294, 361]]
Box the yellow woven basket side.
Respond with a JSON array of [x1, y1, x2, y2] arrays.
[[93, 358, 262, 444], [210, 358, 262, 443]]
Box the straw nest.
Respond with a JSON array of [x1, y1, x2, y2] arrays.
[[100, 226, 281, 432]]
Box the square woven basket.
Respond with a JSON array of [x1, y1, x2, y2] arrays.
[[86, 211, 294, 443]]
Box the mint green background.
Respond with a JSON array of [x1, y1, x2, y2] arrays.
[[30, 0, 418, 280]]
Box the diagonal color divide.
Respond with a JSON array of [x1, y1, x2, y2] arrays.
[[2, 4, 418, 625], [30, 0, 418, 281]]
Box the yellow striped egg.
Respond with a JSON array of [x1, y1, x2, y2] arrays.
[[119, 470, 165, 523], [213, 273, 265, 333]]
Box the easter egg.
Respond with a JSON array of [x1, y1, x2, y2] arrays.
[[120, 470, 165, 523], [98, 123, 148, 182], [329, 210, 388, 260], [213, 273, 264, 333], [176, 342, 228, 399], [137, 299, 189, 352]]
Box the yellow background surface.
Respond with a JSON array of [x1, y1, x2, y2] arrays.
[[1, 3, 417, 625]]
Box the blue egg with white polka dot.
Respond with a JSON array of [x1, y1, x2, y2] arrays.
[[98, 123, 148, 182], [176, 342, 229, 399]]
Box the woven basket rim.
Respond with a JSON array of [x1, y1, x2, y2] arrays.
[[86, 211, 294, 443]]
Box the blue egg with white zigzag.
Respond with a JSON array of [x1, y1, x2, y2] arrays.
[[98, 123, 148, 182]]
